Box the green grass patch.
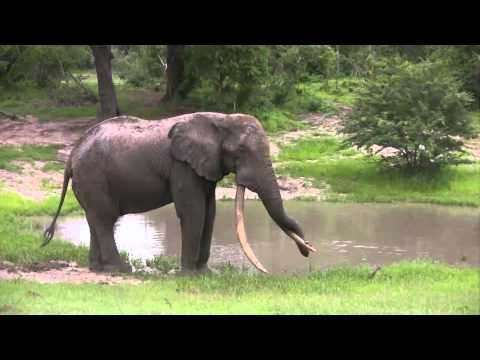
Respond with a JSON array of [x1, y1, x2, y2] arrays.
[[0, 145, 61, 171], [218, 173, 235, 187], [278, 159, 480, 207], [469, 111, 480, 133], [0, 190, 81, 218], [296, 77, 366, 108], [41, 161, 64, 172], [0, 261, 478, 314], [252, 109, 308, 134], [276, 136, 360, 161], [0, 83, 96, 121], [275, 136, 480, 207], [0, 191, 85, 266]]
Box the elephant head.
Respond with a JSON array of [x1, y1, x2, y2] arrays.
[[168, 112, 316, 273]]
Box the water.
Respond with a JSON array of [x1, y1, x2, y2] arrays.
[[56, 202, 480, 274]]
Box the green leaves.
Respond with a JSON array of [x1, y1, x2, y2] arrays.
[[342, 60, 477, 171], [0, 45, 91, 88]]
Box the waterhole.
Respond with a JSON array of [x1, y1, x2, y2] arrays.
[[55, 202, 480, 274]]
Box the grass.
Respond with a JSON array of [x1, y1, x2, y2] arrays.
[[276, 137, 480, 207], [0, 189, 478, 315], [41, 161, 64, 172], [0, 191, 85, 267], [218, 173, 236, 187], [1, 73, 311, 134], [0, 77, 173, 121], [469, 111, 480, 133], [276, 137, 360, 161], [0, 145, 61, 171], [296, 77, 366, 108], [253, 109, 308, 134], [0, 262, 478, 314]]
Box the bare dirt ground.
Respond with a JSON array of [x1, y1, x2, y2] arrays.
[[0, 114, 330, 201], [0, 161, 64, 200], [2, 111, 479, 285], [0, 260, 141, 284], [0, 116, 98, 200], [2, 111, 479, 203]]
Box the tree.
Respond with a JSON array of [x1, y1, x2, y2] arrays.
[[184, 45, 270, 109], [90, 45, 120, 120], [342, 60, 476, 171], [163, 45, 186, 101], [0, 45, 91, 88]]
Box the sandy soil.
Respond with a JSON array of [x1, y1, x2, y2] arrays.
[[0, 260, 142, 284], [2, 111, 479, 203], [0, 115, 329, 201], [2, 110, 479, 284], [0, 161, 64, 200]]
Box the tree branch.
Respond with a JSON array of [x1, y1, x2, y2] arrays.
[[65, 70, 98, 103]]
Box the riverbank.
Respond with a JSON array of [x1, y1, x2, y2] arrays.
[[1, 190, 479, 315], [1, 111, 479, 205], [1, 261, 478, 314]]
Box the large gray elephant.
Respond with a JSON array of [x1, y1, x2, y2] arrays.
[[42, 112, 316, 274]]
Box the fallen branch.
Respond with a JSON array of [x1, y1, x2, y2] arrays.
[[0, 110, 22, 120], [55, 56, 97, 103], [65, 70, 98, 103], [368, 265, 382, 279]]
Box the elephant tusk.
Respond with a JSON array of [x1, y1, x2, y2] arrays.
[[235, 186, 269, 274], [287, 232, 317, 253]]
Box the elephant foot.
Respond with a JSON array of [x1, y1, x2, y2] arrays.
[[176, 268, 198, 276], [94, 262, 133, 274], [176, 265, 218, 276], [89, 262, 104, 272], [197, 265, 219, 275]]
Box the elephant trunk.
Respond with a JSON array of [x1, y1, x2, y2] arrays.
[[254, 163, 316, 256], [234, 160, 316, 273]]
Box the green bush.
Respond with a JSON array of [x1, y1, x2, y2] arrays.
[[185, 45, 270, 109], [0, 45, 92, 89], [342, 60, 477, 171], [145, 256, 178, 274], [112, 45, 166, 88], [427, 45, 480, 106]]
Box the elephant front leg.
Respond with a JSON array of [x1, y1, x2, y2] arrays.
[[197, 183, 216, 272], [171, 162, 207, 273]]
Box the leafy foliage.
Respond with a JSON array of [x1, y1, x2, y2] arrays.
[[0, 45, 91, 88], [112, 45, 167, 88], [342, 60, 477, 171], [184, 45, 270, 109]]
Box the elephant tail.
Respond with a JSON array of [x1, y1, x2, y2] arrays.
[[41, 158, 73, 248]]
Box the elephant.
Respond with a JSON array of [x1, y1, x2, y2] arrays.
[[42, 112, 316, 274]]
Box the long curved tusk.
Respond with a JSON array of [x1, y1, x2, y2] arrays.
[[287, 232, 317, 253], [235, 186, 269, 274]]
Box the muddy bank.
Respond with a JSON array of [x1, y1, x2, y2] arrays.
[[0, 260, 141, 285], [0, 115, 325, 201]]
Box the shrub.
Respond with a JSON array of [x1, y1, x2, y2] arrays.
[[341, 60, 477, 171], [184, 45, 270, 109], [0, 45, 92, 89], [112, 45, 166, 88]]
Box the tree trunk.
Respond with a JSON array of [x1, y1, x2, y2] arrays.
[[90, 45, 120, 120], [163, 45, 186, 101]]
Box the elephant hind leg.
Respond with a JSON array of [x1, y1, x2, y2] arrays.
[[88, 227, 103, 272], [83, 191, 132, 273], [85, 211, 132, 273]]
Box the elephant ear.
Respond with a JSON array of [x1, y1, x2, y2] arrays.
[[168, 115, 223, 182]]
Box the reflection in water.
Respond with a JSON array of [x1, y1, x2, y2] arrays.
[[57, 202, 480, 274]]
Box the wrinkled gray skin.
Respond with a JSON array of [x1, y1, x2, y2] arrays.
[[43, 112, 308, 274]]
